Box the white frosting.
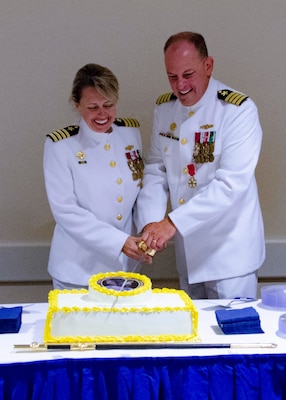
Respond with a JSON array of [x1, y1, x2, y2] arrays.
[[45, 272, 198, 343], [51, 310, 191, 337], [50, 292, 194, 339], [88, 287, 152, 305]]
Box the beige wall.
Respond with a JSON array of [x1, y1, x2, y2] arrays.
[[0, 1, 285, 280]]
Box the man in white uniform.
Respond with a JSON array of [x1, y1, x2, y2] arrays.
[[136, 32, 265, 299]]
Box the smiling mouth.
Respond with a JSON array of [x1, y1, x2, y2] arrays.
[[179, 89, 193, 96], [95, 118, 109, 125]]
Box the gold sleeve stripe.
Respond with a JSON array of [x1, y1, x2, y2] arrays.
[[226, 92, 248, 105], [47, 125, 79, 142], [156, 92, 177, 105], [114, 118, 140, 128], [217, 89, 248, 106]]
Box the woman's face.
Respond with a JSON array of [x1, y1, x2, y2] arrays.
[[76, 86, 116, 132]]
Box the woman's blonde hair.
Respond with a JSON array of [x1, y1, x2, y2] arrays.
[[70, 63, 119, 104]]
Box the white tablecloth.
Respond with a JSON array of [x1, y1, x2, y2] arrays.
[[1, 299, 286, 364]]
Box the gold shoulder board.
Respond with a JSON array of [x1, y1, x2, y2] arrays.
[[156, 92, 177, 105], [47, 125, 79, 142], [217, 89, 248, 106], [114, 118, 140, 128]]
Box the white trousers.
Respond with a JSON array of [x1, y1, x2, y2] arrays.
[[52, 277, 88, 290], [179, 271, 258, 300]]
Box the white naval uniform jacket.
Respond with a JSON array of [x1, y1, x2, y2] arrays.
[[135, 77, 265, 284], [44, 118, 143, 286]]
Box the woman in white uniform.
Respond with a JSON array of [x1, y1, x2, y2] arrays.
[[43, 63, 150, 289]]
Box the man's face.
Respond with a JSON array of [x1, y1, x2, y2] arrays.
[[164, 41, 213, 106]]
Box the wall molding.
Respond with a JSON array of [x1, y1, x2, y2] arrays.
[[0, 240, 285, 283]]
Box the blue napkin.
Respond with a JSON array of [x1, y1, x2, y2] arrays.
[[215, 307, 264, 334], [0, 306, 22, 333]]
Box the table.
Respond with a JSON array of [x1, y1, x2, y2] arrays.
[[1, 300, 286, 399]]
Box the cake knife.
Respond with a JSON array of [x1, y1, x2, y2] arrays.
[[105, 248, 152, 321]]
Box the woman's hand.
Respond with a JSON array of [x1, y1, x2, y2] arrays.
[[122, 236, 153, 264]]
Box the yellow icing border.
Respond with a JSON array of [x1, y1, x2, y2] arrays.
[[89, 271, 152, 297], [44, 333, 200, 344], [44, 283, 200, 344], [44, 307, 199, 344], [48, 288, 88, 310]]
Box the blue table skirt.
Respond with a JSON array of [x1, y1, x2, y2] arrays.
[[1, 354, 286, 400]]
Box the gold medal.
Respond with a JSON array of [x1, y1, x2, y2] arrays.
[[188, 176, 197, 188], [132, 172, 138, 180], [193, 143, 200, 157], [126, 150, 144, 185], [187, 163, 197, 189]]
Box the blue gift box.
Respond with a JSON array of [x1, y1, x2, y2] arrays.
[[215, 307, 264, 334], [0, 306, 22, 333]]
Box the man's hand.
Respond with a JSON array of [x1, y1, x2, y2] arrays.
[[142, 217, 177, 250]]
